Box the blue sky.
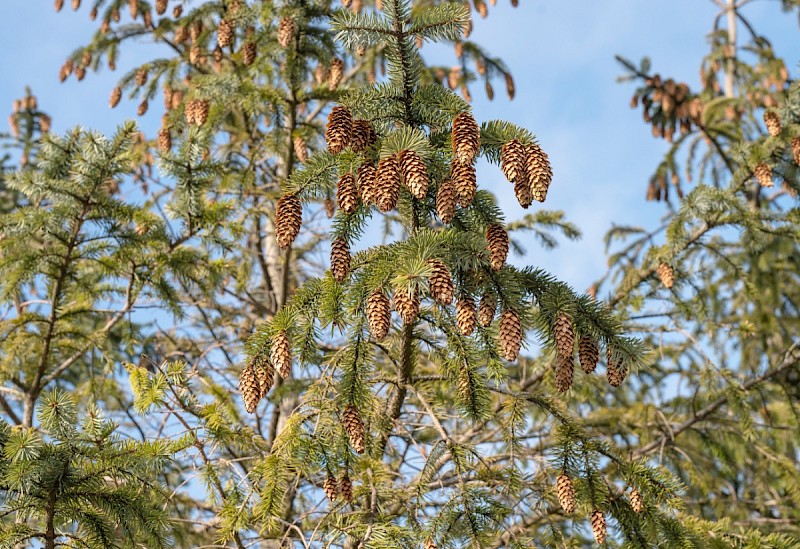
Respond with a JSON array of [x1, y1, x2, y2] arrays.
[[2, 0, 798, 296]]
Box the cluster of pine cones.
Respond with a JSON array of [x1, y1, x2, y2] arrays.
[[630, 74, 701, 143], [500, 138, 553, 207]]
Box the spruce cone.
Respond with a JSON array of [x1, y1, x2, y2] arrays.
[[277, 17, 295, 48], [239, 362, 261, 413], [55, 0, 64, 11], [630, 488, 643, 513], [367, 290, 391, 341], [325, 106, 352, 154], [428, 259, 454, 305], [399, 150, 429, 199], [329, 58, 344, 90], [513, 178, 532, 208], [526, 143, 553, 202], [456, 298, 477, 336], [436, 178, 456, 224], [255, 362, 274, 397], [357, 162, 377, 205], [157, 128, 171, 153], [452, 111, 480, 164], [499, 309, 522, 361], [270, 330, 292, 379], [173, 4, 182, 17], [343, 405, 365, 454], [337, 173, 359, 214], [606, 346, 627, 387], [451, 160, 476, 207], [578, 336, 599, 374], [339, 473, 353, 502], [764, 110, 781, 137], [424, 540, 437, 549], [376, 154, 401, 212], [293, 136, 308, 163], [135, 67, 148, 86], [175, 26, 188, 45], [185, 99, 209, 126], [554, 312, 574, 359], [501, 139, 526, 183], [478, 292, 496, 327], [325, 198, 335, 218], [218, 19, 233, 48], [242, 41, 256, 65], [754, 162, 773, 188], [109, 87, 122, 109], [323, 476, 338, 502], [591, 510, 607, 545], [393, 288, 419, 325], [792, 137, 800, 166], [556, 473, 575, 513], [155, 0, 167, 15], [486, 223, 509, 271], [331, 237, 350, 282], [275, 193, 302, 249], [555, 354, 574, 393], [657, 262, 674, 289], [351, 119, 375, 152], [129, 0, 139, 19]]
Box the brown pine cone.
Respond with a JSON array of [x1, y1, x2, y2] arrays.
[[170, 89, 184, 110], [792, 137, 800, 166], [578, 336, 599, 374], [218, 18, 233, 48], [451, 160, 476, 207], [393, 288, 419, 325], [293, 136, 308, 163], [339, 473, 353, 502], [174, 26, 188, 45], [514, 179, 533, 208], [172, 4, 182, 17], [764, 110, 781, 137], [367, 290, 391, 341], [343, 405, 366, 454], [357, 162, 377, 205], [499, 309, 522, 361], [275, 193, 302, 249], [399, 150, 429, 199], [55, 0, 64, 11], [323, 476, 338, 502], [606, 346, 627, 387], [555, 354, 574, 393], [428, 259, 454, 305], [456, 298, 477, 336], [239, 362, 261, 413], [423, 540, 437, 549], [376, 154, 401, 212], [630, 488, 643, 513], [162, 86, 173, 110], [129, 0, 139, 19], [277, 17, 295, 48], [325, 197, 336, 218], [556, 473, 575, 514], [157, 128, 171, 153], [337, 173, 359, 214], [486, 223, 509, 271], [351, 119, 375, 152], [109, 86, 122, 109], [501, 139, 526, 183], [436, 178, 456, 224], [254, 361, 274, 397], [330, 237, 350, 282], [187, 99, 209, 126], [452, 111, 480, 164], [137, 100, 149, 116], [553, 312, 574, 359], [591, 510, 607, 545], [155, 0, 167, 15], [325, 106, 353, 154], [754, 162, 773, 188], [270, 330, 292, 379], [526, 143, 553, 202], [135, 67, 148, 86], [657, 262, 674, 289], [329, 58, 344, 90], [478, 292, 496, 327], [242, 41, 256, 65]]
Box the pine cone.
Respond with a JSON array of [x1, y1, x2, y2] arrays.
[[323, 476, 338, 502], [137, 100, 149, 116], [325, 198, 335, 218], [325, 106, 352, 154], [293, 136, 308, 163], [329, 58, 344, 90], [170, 89, 184, 110], [376, 154, 401, 212], [271, 330, 292, 379], [457, 364, 472, 404], [367, 290, 391, 341], [135, 67, 148, 86], [764, 110, 781, 137], [501, 139, 526, 183], [155, 0, 167, 15], [173, 4, 182, 17], [239, 362, 261, 413], [452, 111, 480, 164], [554, 312, 574, 359], [277, 17, 295, 48], [478, 292, 496, 327], [657, 262, 674, 289], [630, 488, 643, 513], [526, 143, 553, 202], [606, 346, 627, 387], [436, 178, 456, 224], [754, 162, 773, 188], [185, 99, 209, 126], [451, 160, 476, 207], [255, 361, 274, 397], [456, 298, 477, 336], [428, 259, 454, 305], [579, 336, 599, 374], [423, 540, 437, 549], [331, 237, 351, 282], [109, 86, 122, 109], [275, 193, 302, 249], [591, 510, 607, 544], [242, 41, 256, 65], [555, 354, 574, 393], [393, 288, 419, 325], [513, 179, 532, 209], [157, 128, 171, 153], [343, 405, 366, 454], [399, 150, 429, 199], [339, 473, 353, 502], [351, 119, 375, 152], [175, 26, 188, 45], [55, 0, 64, 11], [792, 137, 800, 166], [486, 223, 509, 271], [357, 162, 377, 205], [337, 173, 359, 215], [129, 0, 139, 19], [218, 19, 233, 48], [499, 309, 522, 361], [556, 473, 575, 513]]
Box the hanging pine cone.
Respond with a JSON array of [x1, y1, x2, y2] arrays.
[[239, 362, 261, 413], [579, 336, 599, 374], [357, 162, 377, 205], [323, 476, 338, 502], [255, 362, 274, 397], [478, 292, 496, 327], [606, 346, 627, 387], [135, 67, 148, 86], [275, 193, 302, 249], [157, 128, 171, 152], [556, 473, 575, 514], [170, 89, 184, 110], [329, 58, 344, 90], [339, 473, 353, 502], [657, 262, 674, 289], [324, 198, 335, 218], [342, 405, 366, 454], [393, 288, 419, 325], [351, 119, 374, 152], [137, 100, 149, 116], [367, 290, 391, 341], [399, 150, 429, 199], [591, 510, 607, 545], [55, 0, 64, 11], [754, 162, 773, 188], [456, 298, 477, 336], [293, 136, 308, 163], [155, 0, 167, 15], [764, 110, 781, 137], [277, 17, 295, 48], [452, 111, 480, 164], [270, 330, 292, 379], [486, 223, 509, 271], [173, 4, 182, 17], [792, 137, 800, 166], [129, 0, 139, 19], [376, 154, 401, 212], [630, 488, 643, 513], [553, 312, 574, 359], [242, 41, 256, 65], [436, 178, 456, 224], [185, 99, 209, 126], [428, 259, 454, 305], [501, 139, 526, 183], [424, 540, 437, 549], [451, 160, 476, 207], [109, 86, 122, 108], [331, 237, 351, 282], [175, 26, 188, 45], [337, 173, 359, 214], [514, 179, 533, 209], [526, 143, 553, 202], [325, 106, 352, 154], [555, 354, 574, 393], [499, 309, 522, 361], [218, 18, 233, 48]]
